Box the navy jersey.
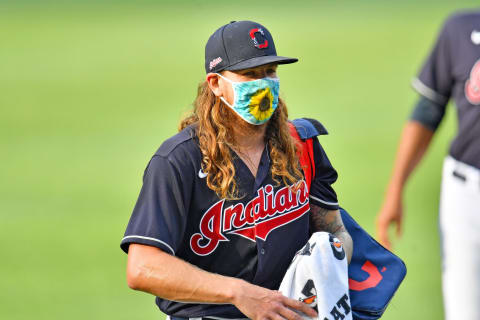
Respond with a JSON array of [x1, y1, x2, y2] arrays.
[[120, 118, 339, 318], [412, 10, 480, 169]]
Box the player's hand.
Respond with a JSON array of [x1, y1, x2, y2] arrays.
[[376, 193, 403, 251], [232, 280, 317, 320]]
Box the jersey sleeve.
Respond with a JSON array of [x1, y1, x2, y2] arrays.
[[120, 154, 192, 255], [309, 137, 339, 210], [412, 18, 453, 105], [409, 94, 447, 131]]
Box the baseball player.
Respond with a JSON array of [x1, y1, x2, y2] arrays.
[[121, 20, 353, 320], [376, 10, 480, 320]]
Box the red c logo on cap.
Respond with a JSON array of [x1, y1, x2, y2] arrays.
[[249, 28, 269, 49]]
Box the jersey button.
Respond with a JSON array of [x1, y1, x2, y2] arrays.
[[260, 248, 265, 254]]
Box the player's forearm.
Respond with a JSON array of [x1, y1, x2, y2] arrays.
[[334, 228, 353, 263], [386, 121, 434, 195], [126, 243, 243, 304], [309, 205, 353, 263]]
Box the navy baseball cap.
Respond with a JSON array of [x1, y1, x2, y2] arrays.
[[205, 20, 298, 73]]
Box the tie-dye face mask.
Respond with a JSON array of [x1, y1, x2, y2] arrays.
[[217, 73, 280, 125]]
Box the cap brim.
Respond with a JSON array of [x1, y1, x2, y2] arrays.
[[224, 55, 298, 71]]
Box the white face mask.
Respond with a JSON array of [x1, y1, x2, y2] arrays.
[[217, 73, 280, 125]]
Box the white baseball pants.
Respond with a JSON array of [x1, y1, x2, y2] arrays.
[[440, 156, 480, 320]]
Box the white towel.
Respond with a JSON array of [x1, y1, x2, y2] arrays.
[[279, 232, 352, 320]]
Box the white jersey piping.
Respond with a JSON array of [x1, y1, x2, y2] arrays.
[[122, 235, 175, 255], [309, 195, 339, 206]]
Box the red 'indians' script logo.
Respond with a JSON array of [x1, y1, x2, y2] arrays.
[[190, 181, 310, 256], [465, 59, 480, 105]]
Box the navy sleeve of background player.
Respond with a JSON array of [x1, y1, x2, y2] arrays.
[[409, 95, 447, 131], [120, 155, 191, 255], [411, 17, 453, 105], [309, 137, 339, 210]]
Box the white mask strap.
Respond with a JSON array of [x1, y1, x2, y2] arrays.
[[216, 72, 234, 84], [220, 96, 234, 108], [216, 73, 235, 108]]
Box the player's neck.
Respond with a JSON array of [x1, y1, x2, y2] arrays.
[[231, 122, 266, 177], [232, 122, 267, 151]]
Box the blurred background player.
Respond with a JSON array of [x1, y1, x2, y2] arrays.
[[376, 10, 480, 320]]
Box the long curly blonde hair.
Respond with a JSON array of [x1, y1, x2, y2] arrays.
[[179, 81, 303, 199]]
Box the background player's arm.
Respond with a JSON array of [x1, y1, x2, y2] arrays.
[[376, 119, 435, 249], [376, 15, 452, 250], [309, 204, 353, 263], [126, 244, 317, 320]]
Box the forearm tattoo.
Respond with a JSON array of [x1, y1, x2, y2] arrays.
[[309, 204, 344, 234], [309, 203, 353, 262]]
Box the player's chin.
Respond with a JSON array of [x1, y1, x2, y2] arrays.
[[245, 122, 269, 136], [230, 110, 269, 133], [249, 121, 269, 130]]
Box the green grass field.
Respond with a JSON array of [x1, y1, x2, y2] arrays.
[[1, 0, 478, 319]]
